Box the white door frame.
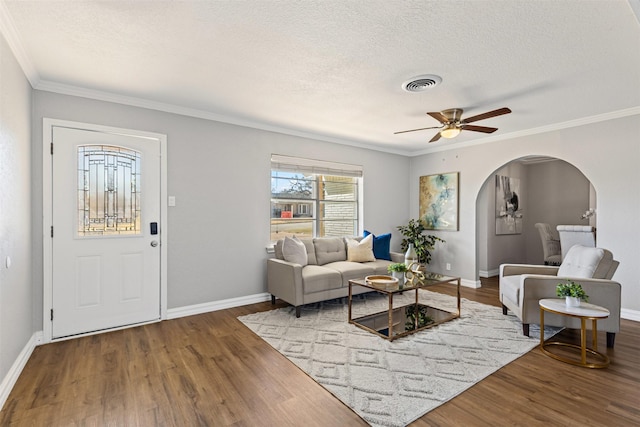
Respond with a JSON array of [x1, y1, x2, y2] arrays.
[[42, 118, 168, 343]]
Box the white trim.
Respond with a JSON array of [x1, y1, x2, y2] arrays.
[[0, 332, 41, 411], [167, 293, 272, 320], [479, 269, 500, 278], [0, 1, 40, 86], [42, 119, 168, 343], [461, 278, 481, 289], [621, 308, 640, 322]]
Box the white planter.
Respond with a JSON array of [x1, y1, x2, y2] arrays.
[[391, 271, 405, 284], [565, 296, 581, 307]]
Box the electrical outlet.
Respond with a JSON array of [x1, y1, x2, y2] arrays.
[[446, 263, 451, 271]]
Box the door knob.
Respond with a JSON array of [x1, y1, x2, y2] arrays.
[[150, 240, 159, 247]]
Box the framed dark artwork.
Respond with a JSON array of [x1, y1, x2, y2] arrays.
[[419, 172, 459, 231], [495, 175, 523, 235]]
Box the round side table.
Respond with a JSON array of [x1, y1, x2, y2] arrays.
[[539, 298, 610, 368]]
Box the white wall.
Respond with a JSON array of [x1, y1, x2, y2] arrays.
[[410, 113, 640, 314], [0, 32, 33, 385], [31, 91, 411, 323]]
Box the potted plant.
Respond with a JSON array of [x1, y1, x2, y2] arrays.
[[397, 219, 445, 266], [387, 263, 408, 283], [556, 280, 589, 307]]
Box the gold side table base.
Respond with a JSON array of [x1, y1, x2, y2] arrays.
[[540, 341, 610, 369]]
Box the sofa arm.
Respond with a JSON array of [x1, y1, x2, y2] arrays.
[[267, 258, 304, 307], [500, 263, 559, 277]]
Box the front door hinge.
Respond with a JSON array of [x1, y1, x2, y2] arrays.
[[50, 142, 53, 155], [51, 226, 54, 238], [50, 309, 54, 321]]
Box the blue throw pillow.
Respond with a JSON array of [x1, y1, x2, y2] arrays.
[[364, 230, 392, 261]]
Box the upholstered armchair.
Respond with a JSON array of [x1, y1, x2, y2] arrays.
[[535, 223, 562, 265], [500, 245, 621, 347]]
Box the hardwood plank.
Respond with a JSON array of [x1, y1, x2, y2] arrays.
[[1, 277, 638, 426]]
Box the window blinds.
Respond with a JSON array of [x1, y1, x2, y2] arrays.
[[271, 154, 363, 178]]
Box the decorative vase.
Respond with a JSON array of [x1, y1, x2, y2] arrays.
[[565, 296, 581, 307], [405, 243, 418, 269]]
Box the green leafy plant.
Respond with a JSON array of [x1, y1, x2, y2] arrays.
[[556, 280, 589, 301], [405, 305, 434, 331], [387, 263, 408, 273], [397, 218, 445, 265]]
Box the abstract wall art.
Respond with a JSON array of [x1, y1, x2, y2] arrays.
[[419, 172, 459, 231], [495, 174, 523, 235]]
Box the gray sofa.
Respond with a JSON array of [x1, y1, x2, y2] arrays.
[[268, 236, 404, 317]]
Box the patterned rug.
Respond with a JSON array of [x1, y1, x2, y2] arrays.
[[238, 290, 560, 427]]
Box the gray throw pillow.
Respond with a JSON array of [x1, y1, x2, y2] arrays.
[[282, 236, 308, 266]]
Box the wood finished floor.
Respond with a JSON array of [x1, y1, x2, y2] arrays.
[[2, 277, 639, 426]]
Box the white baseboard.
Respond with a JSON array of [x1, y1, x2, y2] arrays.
[[461, 279, 481, 289], [621, 308, 640, 322], [0, 331, 42, 411], [167, 292, 272, 320], [479, 269, 499, 278]]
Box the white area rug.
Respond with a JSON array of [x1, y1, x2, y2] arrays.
[[239, 290, 560, 427]]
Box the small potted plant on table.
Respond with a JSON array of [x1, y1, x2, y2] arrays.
[[387, 263, 408, 284], [556, 280, 589, 307]]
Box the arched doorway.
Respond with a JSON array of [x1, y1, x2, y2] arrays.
[[475, 155, 595, 277]]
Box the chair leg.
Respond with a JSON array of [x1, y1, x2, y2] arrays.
[[606, 332, 615, 348], [502, 304, 508, 315], [295, 306, 301, 318], [271, 295, 276, 305], [523, 323, 530, 337]]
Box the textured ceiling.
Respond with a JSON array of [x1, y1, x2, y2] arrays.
[[2, 0, 639, 154]]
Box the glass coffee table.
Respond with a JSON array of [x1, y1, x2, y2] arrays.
[[348, 272, 460, 341]]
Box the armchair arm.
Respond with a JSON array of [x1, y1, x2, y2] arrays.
[[519, 275, 621, 332], [267, 258, 304, 307], [500, 263, 559, 277]]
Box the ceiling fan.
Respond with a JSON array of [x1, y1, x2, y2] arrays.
[[394, 107, 512, 143]]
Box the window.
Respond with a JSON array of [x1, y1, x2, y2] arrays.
[[78, 145, 141, 236], [271, 155, 362, 241]]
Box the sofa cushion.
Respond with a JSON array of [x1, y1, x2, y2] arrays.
[[364, 230, 392, 261], [323, 261, 375, 286], [557, 245, 612, 279], [275, 237, 317, 265], [302, 265, 343, 293], [346, 235, 376, 262], [314, 237, 347, 265], [501, 275, 520, 306], [282, 236, 308, 266], [362, 259, 395, 276]]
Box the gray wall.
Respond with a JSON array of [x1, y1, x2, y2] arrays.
[[0, 33, 33, 383], [410, 113, 640, 313], [31, 91, 411, 323]]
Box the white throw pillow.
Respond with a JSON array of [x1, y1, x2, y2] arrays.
[[346, 234, 376, 262], [282, 236, 308, 266]]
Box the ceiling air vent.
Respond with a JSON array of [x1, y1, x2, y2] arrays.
[[402, 74, 442, 92]]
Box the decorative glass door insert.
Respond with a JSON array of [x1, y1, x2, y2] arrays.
[[77, 145, 141, 236]]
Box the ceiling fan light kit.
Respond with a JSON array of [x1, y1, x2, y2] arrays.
[[395, 107, 512, 143]]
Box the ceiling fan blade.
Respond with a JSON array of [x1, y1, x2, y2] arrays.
[[427, 111, 449, 124], [461, 107, 512, 124], [429, 132, 442, 143], [462, 125, 498, 133], [393, 126, 442, 135]]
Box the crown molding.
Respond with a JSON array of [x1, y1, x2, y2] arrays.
[[0, 1, 39, 86], [410, 106, 640, 157], [34, 79, 413, 157]]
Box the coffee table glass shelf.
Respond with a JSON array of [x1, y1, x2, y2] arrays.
[[348, 272, 460, 341]]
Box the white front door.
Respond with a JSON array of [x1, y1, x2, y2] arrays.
[[51, 125, 161, 339]]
